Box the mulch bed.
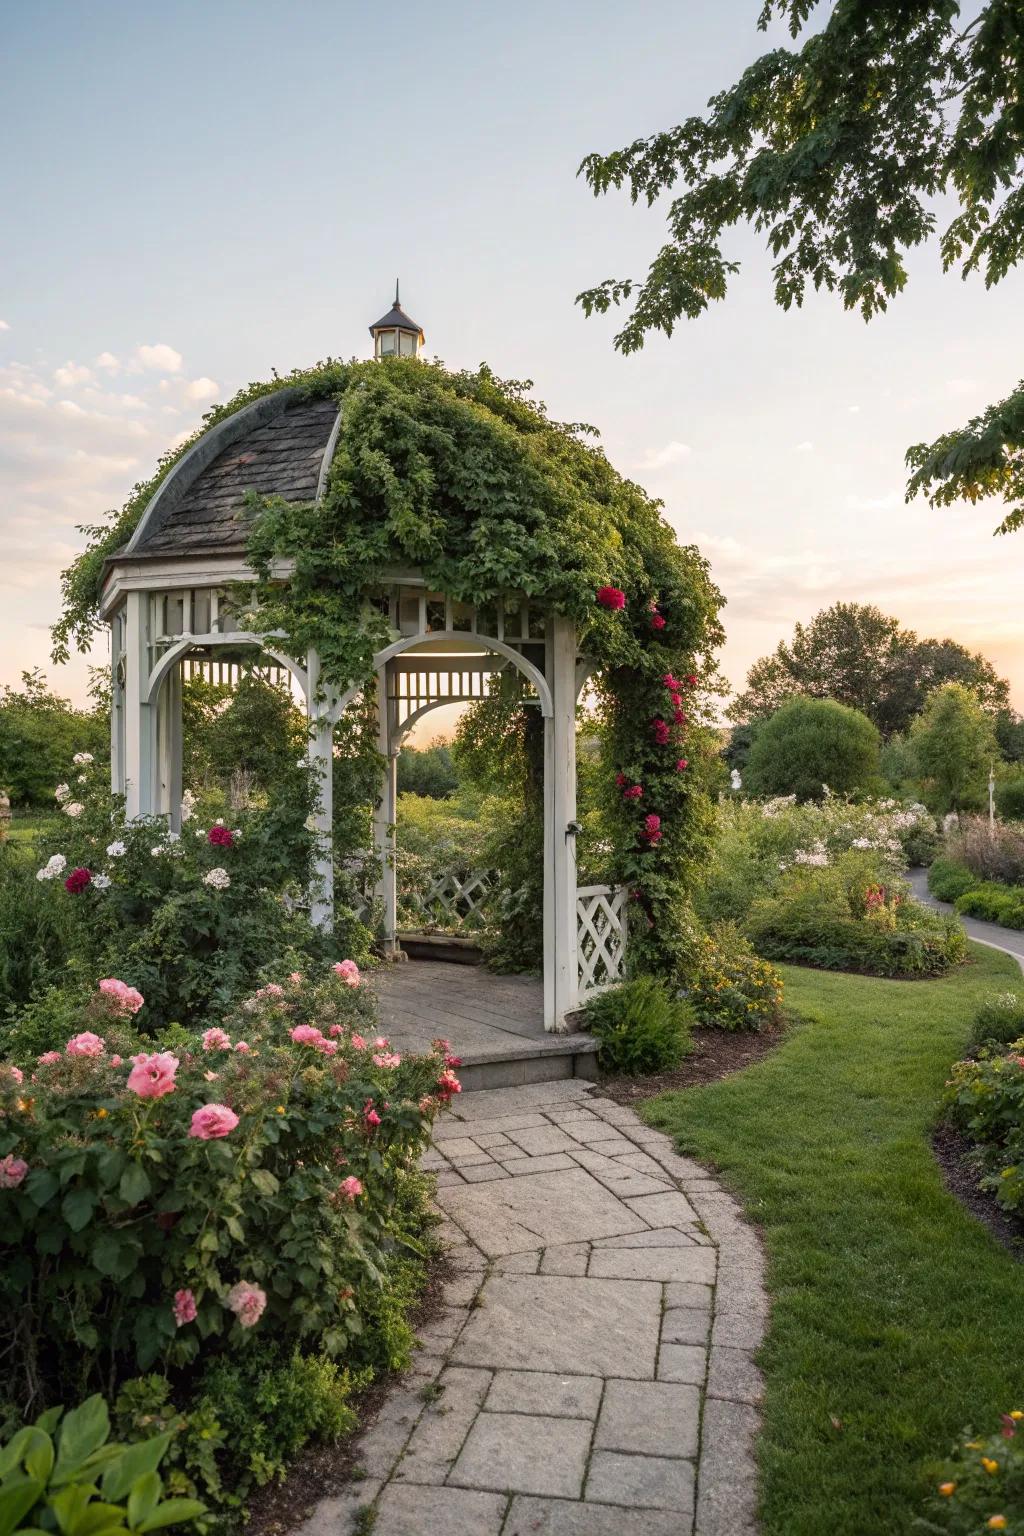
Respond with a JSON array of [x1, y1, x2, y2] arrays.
[[597, 1019, 787, 1106], [245, 1254, 454, 1536], [932, 1122, 1024, 1261]]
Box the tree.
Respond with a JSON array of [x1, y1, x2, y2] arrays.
[[744, 695, 881, 802], [729, 601, 1009, 737], [396, 743, 459, 799], [909, 682, 998, 813], [577, 2, 1024, 533], [0, 670, 109, 807]]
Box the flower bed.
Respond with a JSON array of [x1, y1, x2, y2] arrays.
[[0, 964, 460, 1512], [945, 1042, 1024, 1216]]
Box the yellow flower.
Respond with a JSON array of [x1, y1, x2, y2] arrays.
[[1010, 1410, 1023, 1421], [981, 1457, 999, 1474], [96, 1107, 108, 1119], [938, 1482, 956, 1497], [966, 1442, 984, 1450], [987, 1518, 1007, 1531], [275, 1105, 286, 1115]]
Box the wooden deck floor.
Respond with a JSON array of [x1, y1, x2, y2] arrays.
[[368, 961, 597, 1083]]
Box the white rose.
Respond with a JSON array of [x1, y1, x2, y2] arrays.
[[203, 867, 231, 890], [106, 841, 126, 858], [93, 873, 112, 890], [72, 752, 94, 765], [54, 784, 70, 802], [63, 803, 84, 818]]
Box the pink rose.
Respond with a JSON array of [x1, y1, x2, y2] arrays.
[[126, 1051, 179, 1099], [372, 1037, 389, 1049], [339, 1175, 363, 1201], [372, 1052, 401, 1069], [596, 585, 626, 610], [332, 959, 361, 988], [290, 1024, 324, 1045], [201, 1027, 232, 1052], [0, 1154, 28, 1188], [189, 1103, 239, 1140], [622, 784, 643, 801], [650, 612, 666, 630], [37, 1051, 62, 1066], [67, 1032, 105, 1058], [676, 758, 689, 772], [234, 1041, 250, 1053], [363, 1101, 381, 1130], [98, 978, 144, 1014], [437, 1068, 462, 1099], [227, 1281, 266, 1328], [328, 1023, 344, 1038], [288, 972, 303, 983], [264, 983, 284, 998], [316, 1039, 339, 1056], [3, 1065, 24, 1084], [110, 1054, 123, 1067], [173, 1288, 197, 1326], [350, 1034, 367, 1050]]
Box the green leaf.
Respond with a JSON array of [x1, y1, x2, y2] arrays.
[[101, 1438, 170, 1504], [53, 1397, 110, 1479], [22, 1429, 55, 1484], [0, 1478, 45, 1536], [126, 1473, 161, 1530], [25, 1170, 59, 1208], [68, 1503, 127, 1536], [118, 1165, 151, 1207], [249, 1168, 278, 1197], [90, 1233, 129, 1278], [60, 1188, 96, 1234], [49, 1484, 92, 1536], [135, 1499, 206, 1533]]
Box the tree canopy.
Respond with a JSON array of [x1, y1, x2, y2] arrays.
[[0, 671, 109, 807], [728, 601, 1009, 737], [743, 695, 881, 802], [909, 681, 999, 813], [577, 1, 1024, 533]]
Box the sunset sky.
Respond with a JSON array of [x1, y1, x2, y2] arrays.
[[2, 0, 1021, 717]]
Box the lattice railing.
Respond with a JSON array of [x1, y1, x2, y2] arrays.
[[404, 868, 498, 931], [576, 883, 629, 996]]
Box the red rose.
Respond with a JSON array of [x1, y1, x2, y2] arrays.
[[650, 613, 666, 630], [65, 867, 92, 894], [208, 825, 234, 847], [651, 719, 670, 745], [623, 784, 644, 801], [596, 586, 626, 610]]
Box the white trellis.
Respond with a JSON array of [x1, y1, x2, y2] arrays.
[[576, 883, 629, 996], [404, 868, 498, 930]]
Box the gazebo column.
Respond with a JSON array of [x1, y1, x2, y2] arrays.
[[306, 647, 335, 930], [123, 591, 155, 821], [543, 613, 579, 1032], [372, 666, 398, 954], [110, 606, 126, 796], [153, 664, 183, 828]]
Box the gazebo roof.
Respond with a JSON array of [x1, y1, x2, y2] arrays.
[[368, 301, 423, 339], [119, 390, 340, 560]]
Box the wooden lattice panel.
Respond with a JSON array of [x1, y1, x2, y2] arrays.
[[576, 883, 629, 995]]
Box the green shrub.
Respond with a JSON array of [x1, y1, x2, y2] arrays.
[[687, 922, 784, 1031], [946, 814, 1024, 887], [928, 857, 978, 903], [0, 845, 74, 1017], [585, 976, 692, 1075], [917, 1411, 1024, 1533], [945, 1046, 1024, 1214], [0, 967, 457, 1416], [995, 769, 1024, 823], [968, 992, 1024, 1054], [745, 859, 966, 977], [955, 882, 1024, 929], [743, 696, 882, 802], [0, 1394, 204, 1536]]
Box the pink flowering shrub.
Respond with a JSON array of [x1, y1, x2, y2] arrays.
[[0, 966, 457, 1414]]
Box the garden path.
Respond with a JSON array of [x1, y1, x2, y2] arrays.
[[910, 870, 1024, 966], [297, 1078, 766, 1535]]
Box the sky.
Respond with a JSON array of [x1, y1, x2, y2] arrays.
[[2, 0, 1021, 722]]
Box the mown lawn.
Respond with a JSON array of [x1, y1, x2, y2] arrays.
[[645, 945, 1024, 1536]]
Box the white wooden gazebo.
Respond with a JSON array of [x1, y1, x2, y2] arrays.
[[98, 297, 627, 1030]]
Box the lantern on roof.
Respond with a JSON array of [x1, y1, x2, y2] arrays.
[[369, 282, 424, 359]]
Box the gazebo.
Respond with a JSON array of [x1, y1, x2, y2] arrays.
[[98, 295, 628, 1034]]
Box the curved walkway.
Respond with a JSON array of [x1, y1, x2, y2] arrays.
[[299, 1078, 766, 1536], [909, 869, 1024, 969]]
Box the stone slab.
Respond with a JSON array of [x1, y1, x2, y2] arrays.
[[662, 1307, 711, 1346], [449, 1411, 591, 1497], [392, 1367, 490, 1485], [505, 1497, 686, 1535], [593, 1226, 700, 1250], [502, 1153, 576, 1177], [486, 1369, 603, 1419], [595, 1379, 700, 1459], [696, 1398, 760, 1535], [453, 1274, 661, 1378], [707, 1345, 765, 1405], [624, 1191, 700, 1227], [657, 1343, 707, 1384], [588, 1245, 716, 1284], [504, 1125, 580, 1156], [539, 1241, 590, 1276], [436, 1168, 645, 1255], [291, 1480, 383, 1536], [585, 1450, 695, 1513], [373, 1483, 507, 1536]]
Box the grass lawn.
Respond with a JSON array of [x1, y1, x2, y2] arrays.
[[645, 944, 1024, 1536]]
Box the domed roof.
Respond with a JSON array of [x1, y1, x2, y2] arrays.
[[368, 300, 423, 338], [121, 390, 340, 560]]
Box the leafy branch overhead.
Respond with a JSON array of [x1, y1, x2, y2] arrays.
[[577, 0, 1024, 532]]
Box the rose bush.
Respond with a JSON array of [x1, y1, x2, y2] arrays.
[[944, 1044, 1024, 1215], [0, 966, 460, 1416]]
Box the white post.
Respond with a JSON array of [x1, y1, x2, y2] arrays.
[[123, 590, 154, 821], [306, 647, 335, 930], [543, 613, 579, 1031], [372, 667, 398, 954], [153, 664, 183, 826], [110, 606, 126, 797]]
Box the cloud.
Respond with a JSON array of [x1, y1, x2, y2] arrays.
[[184, 376, 220, 403], [95, 351, 119, 371], [638, 440, 692, 471], [136, 343, 183, 373], [54, 360, 94, 387], [794, 440, 814, 453]]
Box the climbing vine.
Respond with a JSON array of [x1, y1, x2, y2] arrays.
[[54, 357, 726, 981]]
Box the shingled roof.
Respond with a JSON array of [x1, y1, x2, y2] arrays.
[[124, 392, 340, 559]]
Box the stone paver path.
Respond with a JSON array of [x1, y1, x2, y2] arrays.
[[299, 1079, 766, 1536]]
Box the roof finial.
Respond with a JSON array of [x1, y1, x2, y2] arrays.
[[395, 278, 400, 308]]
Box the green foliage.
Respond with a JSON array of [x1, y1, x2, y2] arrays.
[[396, 744, 459, 800], [995, 771, 1024, 823], [928, 858, 979, 905], [729, 604, 1010, 740], [945, 816, 1024, 889], [687, 921, 784, 1032], [955, 884, 1024, 930], [945, 1045, 1024, 1215], [0, 1394, 204, 1536], [745, 854, 966, 978], [744, 697, 881, 803], [584, 976, 692, 1076], [181, 674, 307, 805], [576, 3, 1024, 533], [916, 1411, 1024, 1533], [0, 968, 451, 1416], [0, 845, 74, 1017], [967, 992, 1024, 1055], [995, 710, 1024, 764], [0, 671, 108, 808], [910, 686, 999, 815]]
